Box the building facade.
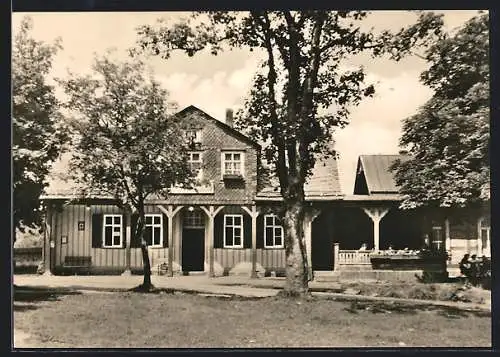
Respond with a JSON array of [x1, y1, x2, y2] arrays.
[[41, 106, 490, 278]]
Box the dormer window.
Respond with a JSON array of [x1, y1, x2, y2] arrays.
[[185, 129, 202, 149]]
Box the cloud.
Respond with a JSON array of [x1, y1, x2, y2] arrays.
[[333, 70, 433, 193], [155, 57, 261, 120], [15, 11, 477, 195]]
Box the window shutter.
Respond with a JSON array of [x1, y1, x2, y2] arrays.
[[256, 214, 264, 249], [214, 214, 224, 248], [243, 214, 252, 249], [92, 214, 103, 248], [131, 214, 141, 248], [122, 214, 127, 248], [163, 214, 169, 248]]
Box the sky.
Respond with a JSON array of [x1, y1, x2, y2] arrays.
[[12, 10, 480, 194]]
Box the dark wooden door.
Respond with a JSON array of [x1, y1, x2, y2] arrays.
[[182, 228, 205, 271], [312, 211, 335, 270]]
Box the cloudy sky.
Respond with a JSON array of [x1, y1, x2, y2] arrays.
[[12, 10, 480, 193]]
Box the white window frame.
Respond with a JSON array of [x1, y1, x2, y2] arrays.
[[221, 151, 245, 177], [188, 151, 203, 181], [264, 214, 284, 249], [223, 214, 244, 248], [145, 214, 163, 248], [102, 214, 123, 248]]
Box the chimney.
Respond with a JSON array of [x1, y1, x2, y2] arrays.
[[225, 108, 234, 128]]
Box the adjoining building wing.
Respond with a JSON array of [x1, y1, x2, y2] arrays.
[[352, 154, 410, 196], [255, 154, 344, 201]]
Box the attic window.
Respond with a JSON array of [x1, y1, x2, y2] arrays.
[[185, 129, 202, 149]]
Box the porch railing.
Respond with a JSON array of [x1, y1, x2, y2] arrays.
[[337, 249, 373, 265]]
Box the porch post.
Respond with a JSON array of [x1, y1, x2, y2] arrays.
[[42, 205, 53, 276], [158, 205, 184, 277], [362, 207, 389, 252], [242, 205, 259, 278], [121, 212, 132, 276], [333, 242, 340, 271], [444, 217, 451, 252], [201, 205, 225, 277], [477, 217, 483, 256]]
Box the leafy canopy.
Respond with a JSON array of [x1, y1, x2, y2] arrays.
[[59, 53, 194, 210], [12, 16, 68, 232], [136, 11, 394, 200], [391, 13, 489, 208]]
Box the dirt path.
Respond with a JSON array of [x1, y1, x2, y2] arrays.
[[13, 329, 36, 348]]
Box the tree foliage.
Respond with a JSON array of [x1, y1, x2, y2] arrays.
[[59, 53, 194, 289], [391, 13, 489, 209], [12, 16, 68, 235], [135, 11, 443, 295]]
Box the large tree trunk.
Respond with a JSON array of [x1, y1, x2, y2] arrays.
[[282, 199, 309, 297], [140, 244, 152, 288], [133, 203, 154, 292]]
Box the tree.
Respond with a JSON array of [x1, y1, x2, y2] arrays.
[[12, 16, 68, 240], [59, 53, 194, 291], [135, 11, 441, 296], [390, 13, 489, 209]]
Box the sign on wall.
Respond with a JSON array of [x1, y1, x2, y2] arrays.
[[61, 235, 68, 244], [78, 221, 85, 231]]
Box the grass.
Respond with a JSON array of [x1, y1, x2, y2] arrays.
[[14, 289, 491, 348], [339, 281, 491, 305]]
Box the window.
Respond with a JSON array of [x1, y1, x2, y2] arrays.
[[431, 226, 443, 251], [144, 214, 163, 247], [224, 214, 243, 248], [184, 210, 205, 228], [103, 214, 123, 248], [185, 129, 202, 148], [188, 152, 203, 180], [264, 214, 284, 248], [222, 152, 244, 176]]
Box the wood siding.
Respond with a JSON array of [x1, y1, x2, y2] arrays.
[[214, 248, 285, 270], [256, 249, 286, 270], [50, 203, 179, 272]]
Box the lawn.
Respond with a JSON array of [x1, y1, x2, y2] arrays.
[[14, 288, 491, 348]]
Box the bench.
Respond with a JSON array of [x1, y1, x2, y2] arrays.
[[63, 256, 92, 275]]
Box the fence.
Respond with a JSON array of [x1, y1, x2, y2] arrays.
[[337, 249, 373, 265]]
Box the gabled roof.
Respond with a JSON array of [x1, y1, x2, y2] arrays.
[[353, 154, 409, 195], [42, 106, 261, 199], [176, 105, 260, 149], [255, 154, 343, 201]]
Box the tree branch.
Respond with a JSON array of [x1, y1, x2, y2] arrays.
[[251, 12, 289, 191]]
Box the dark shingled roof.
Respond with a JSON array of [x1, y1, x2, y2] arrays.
[[354, 154, 409, 195], [255, 154, 343, 201]]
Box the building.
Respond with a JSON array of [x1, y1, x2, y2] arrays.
[[40, 106, 490, 279]]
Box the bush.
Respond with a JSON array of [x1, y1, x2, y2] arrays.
[[460, 256, 491, 290]]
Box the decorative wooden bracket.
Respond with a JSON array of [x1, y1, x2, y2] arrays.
[[362, 207, 390, 252]]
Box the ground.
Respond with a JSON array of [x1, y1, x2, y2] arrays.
[[14, 287, 491, 348]]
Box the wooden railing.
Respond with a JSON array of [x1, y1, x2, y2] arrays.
[[337, 250, 373, 265]]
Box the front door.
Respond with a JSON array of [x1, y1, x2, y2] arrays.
[[182, 228, 205, 271], [312, 211, 335, 270]]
